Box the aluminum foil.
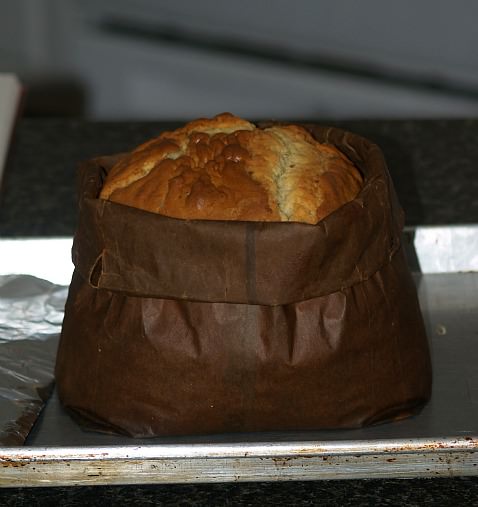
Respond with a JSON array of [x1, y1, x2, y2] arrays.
[[0, 275, 67, 446], [414, 225, 478, 273]]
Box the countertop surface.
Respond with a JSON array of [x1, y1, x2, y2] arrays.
[[1, 118, 478, 236], [1, 118, 478, 505]]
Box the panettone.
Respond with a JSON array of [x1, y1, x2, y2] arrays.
[[55, 116, 432, 438], [100, 113, 363, 224]]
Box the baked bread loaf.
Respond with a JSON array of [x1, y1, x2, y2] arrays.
[[100, 113, 363, 224]]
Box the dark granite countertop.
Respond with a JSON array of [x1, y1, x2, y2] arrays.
[[1, 118, 478, 236], [1, 477, 478, 506], [1, 118, 478, 504]]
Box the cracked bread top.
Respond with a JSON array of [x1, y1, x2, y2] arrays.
[[99, 113, 363, 224]]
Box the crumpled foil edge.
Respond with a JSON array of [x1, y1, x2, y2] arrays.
[[0, 274, 66, 446]]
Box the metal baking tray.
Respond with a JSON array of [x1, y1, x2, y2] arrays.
[[1, 226, 477, 487]]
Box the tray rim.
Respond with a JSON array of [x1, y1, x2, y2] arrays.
[[1, 436, 477, 487], [2, 435, 478, 460]]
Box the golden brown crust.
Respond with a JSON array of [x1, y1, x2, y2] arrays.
[[100, 113, 363, 224]]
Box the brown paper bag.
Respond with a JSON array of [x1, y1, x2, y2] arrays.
[[55, 125, 432, 437]]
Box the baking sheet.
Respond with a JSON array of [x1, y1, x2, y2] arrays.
[[0, 228, 477, 485]]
